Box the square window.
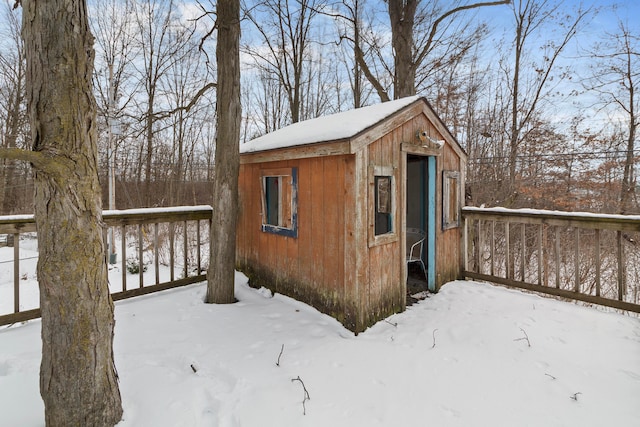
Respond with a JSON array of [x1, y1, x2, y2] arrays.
[[260, 168, 297, 237], [442, 171, 460, 230]]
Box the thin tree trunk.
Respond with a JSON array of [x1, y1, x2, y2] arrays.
[[22, 0, 123, 424], [206, 0, 240, 304]]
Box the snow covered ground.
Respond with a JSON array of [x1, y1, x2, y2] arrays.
[[1, 270, 639, 426]]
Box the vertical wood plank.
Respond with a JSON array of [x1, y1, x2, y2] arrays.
[[342, 155, 358, 325], [121, 225, 127, 291], [184, 221, 188, 279], [154, 223, 159, 285], [354, 149, 370, 329], [138, 224, 144, 288], [490, 220, 495, 276], [520, 224, 525, 281], [336, 156, 346, 304], [477, 220, 483, 275], [617, 230, 624, 301], [298, 158, 313, 284], [197, 220, 202, 274], [323, 157, 340, 297], [542, 225, 548, 287], [505, 222, 511, 280], [13, 233, 19, 313], [595, 229, 601, 297], [169, 223, 175, 282], [310, 157, 325, 289], [574, 228, 580, 293], [463, 216, 469, 272], [538, 224, 543, 286], [555, 227, 561, 289]]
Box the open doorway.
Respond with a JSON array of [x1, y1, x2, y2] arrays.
[[406, 155, 436, 302]]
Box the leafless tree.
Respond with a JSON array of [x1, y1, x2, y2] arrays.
[[130, 0, 196, 205], [584, 19, 639, 214], [502, 0, 591, 203], [346, 0, 510, 101], [244, 0, 324, 123], [0, 1, 27, 214], [206, 0, 241, 304], [0, 0, 123, 423]]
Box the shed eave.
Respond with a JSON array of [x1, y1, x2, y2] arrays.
[[239, 138, 351, 164]]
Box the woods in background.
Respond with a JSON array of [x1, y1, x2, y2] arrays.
[[0, 0, 637, 214]]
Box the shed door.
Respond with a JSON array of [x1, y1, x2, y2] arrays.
[[406, 155, 436, 291]]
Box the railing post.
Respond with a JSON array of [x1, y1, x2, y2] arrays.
[[520, 224, 526, 282], [555, 227, 561, 289], [154, 223, 160, 285], [617, 231, 625, 301], [138, 224, 144, 288], [490, 220, 495, 276], [183, 220, 188, 279], [537, 224, 543, 286], [477, 219, 483, 274], [169, 223, 175, 282], [574, 228, 580, 293], [505, 221, 511, 280], [595, 229, 601, 297], [463, 215, 469, 273], [197, 220, 202, 274], [121, 225, 127, 292], [13, 233, 19, 313]]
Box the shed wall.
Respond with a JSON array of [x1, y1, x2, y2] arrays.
[[236, 156, 355, 325]]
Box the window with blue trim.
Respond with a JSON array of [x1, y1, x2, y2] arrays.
[[260, 167, 297, 237]]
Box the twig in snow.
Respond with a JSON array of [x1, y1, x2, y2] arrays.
[[431, 329, 439, 349], [514, 328, 531, 347], [384, 319, 397, 327], [190, 364, 198, 373], [291, 376, 311, 415], [545, 373, 556, 380], [276, 344, 285, 367], [570, 392, 582, 401]]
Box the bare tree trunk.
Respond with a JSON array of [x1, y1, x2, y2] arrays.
[[206, 0, 240, 304], [389, 0, 417, 99], [21, 0, 123, 424]]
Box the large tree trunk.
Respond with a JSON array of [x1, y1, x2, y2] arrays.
[[389, 0, 417, 99], [22, 0, 123, 425], [206, 0, 241, 303]]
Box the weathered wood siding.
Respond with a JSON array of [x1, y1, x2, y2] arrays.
[[237, 100, 466, 332], [437, 140, 464, 287], [363, 129, 405, 327], [396, 111, 464, 289], [236, 156, 353, 326]]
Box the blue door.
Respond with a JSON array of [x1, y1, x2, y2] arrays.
[[406, 155, 436, 291]]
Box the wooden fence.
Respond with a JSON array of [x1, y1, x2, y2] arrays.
[[0, 206, 212, 326], [462, 207, 640, 313]]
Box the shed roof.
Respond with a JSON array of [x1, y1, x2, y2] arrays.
[[241, 96, 421, 154]]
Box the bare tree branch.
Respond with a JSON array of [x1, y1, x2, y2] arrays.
[[0, 148, 73, 178]]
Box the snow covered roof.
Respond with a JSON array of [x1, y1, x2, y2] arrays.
[[240, 96, 422, 154]]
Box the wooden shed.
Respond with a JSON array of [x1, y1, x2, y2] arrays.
[[236, 96, 467, 333]]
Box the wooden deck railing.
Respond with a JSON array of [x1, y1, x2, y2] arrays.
[[0, 206, 212, 326], [462, 207, 640, 313]]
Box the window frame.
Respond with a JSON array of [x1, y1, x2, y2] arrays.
[[260, 167, 298, 238], [442, 170, 460, 230], [369, 165, 398, 247]]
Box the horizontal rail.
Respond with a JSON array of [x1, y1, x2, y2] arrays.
[[1, 206, 213, 326], [462, 207, 640, 314]]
